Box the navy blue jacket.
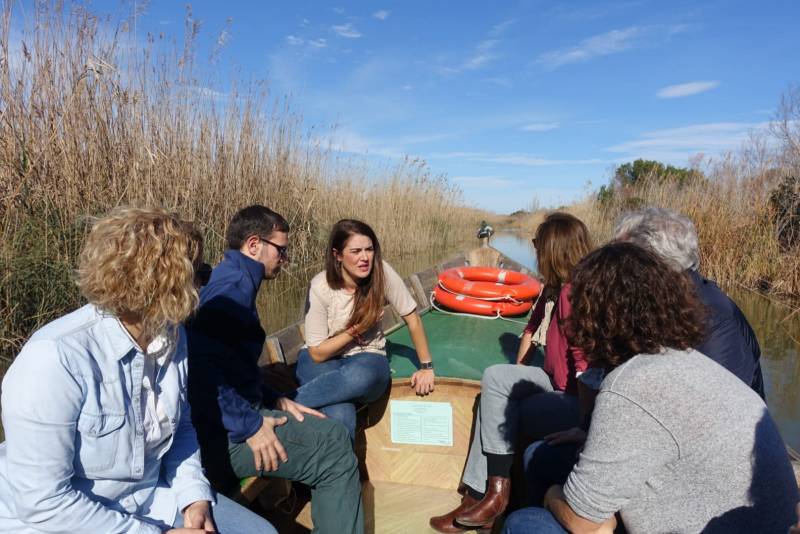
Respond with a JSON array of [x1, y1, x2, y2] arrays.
[[187, 250, 279, 445], [691, 271, 765, 399]]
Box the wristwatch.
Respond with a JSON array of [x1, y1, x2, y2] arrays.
[[420, 361, 434, 370]]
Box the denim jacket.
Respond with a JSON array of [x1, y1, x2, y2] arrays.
[[0, 304, 213, 534]]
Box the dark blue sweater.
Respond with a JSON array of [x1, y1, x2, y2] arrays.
[[691, 270, 765, 399], [187, 250, 278, 444]]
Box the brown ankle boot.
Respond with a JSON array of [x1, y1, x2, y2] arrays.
[[455, 476, 510, 527], [429, 494, 486, 533]]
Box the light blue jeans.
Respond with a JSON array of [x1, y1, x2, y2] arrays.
[[293, 349, 391, 438], [173, 492, 277, 533]]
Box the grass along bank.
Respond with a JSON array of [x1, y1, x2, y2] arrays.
[[0, 3, 484, 361]]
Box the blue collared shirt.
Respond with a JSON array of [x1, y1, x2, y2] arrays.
[[0, 304, 213, 534], [187, 250, 278, 446]]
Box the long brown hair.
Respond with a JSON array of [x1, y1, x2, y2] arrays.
[[568, 241, 707, 368], [534, 212, 593, 295], [325, 219, 386, 331]]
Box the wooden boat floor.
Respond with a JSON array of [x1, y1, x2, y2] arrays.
[[387, 309, 539, 380], [295, 480, 493, 534]]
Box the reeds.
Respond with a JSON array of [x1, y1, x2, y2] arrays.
[[0, 3, 480, 359]]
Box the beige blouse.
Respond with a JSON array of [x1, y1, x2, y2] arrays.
[[304, 261, 417, 357]]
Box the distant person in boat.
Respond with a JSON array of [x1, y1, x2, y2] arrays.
[[477, 220, 494, 244], [186, 206, 363, 534], [0, 207, 276, 533], [294, 218, 436, 439], [521, 207, 767, 507], [430, 212, 593, 533], [502, 241, 799, 534]]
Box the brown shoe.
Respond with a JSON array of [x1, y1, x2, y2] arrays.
[[455, 476, 510, 527], [429, 494, 486, 533]]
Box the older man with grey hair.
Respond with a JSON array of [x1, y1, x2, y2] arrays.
[[616, 207, 764, 397]]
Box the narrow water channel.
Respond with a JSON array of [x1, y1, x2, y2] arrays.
[[489, 230, 800, 451]]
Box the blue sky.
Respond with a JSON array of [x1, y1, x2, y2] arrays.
[[81, 2, 800, 211]]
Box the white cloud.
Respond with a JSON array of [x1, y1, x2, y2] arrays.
[[402, 84, 414, 91], [452, 175, 517, 188], [536, 25, 689, 69], [536, 27, 642, 68], [332, 23, 362, 39], [430, 151, 602, 166], [606, 121, 769, 162], [522, 122, 560, 132], [308, 38, 328, 49], [373, 10, 390, 21], [464, 39, 499, 70], [328, 130, 407, 159], [286, 35, 304, 46], [490, 19, 516, 36], [656, 81, 719, 99], [188, 86, 229, 102]]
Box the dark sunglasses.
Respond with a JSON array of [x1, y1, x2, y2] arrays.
[[196, 262, 212, 287], [260, 238, 290, 260]]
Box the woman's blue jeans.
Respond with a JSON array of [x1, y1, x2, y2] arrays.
[[502, 507, 567, 534], [293, 349, 391, 439], [173, 492, 277, 533]]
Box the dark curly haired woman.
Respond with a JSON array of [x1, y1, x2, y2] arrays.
[[502, 242, 799, 534]]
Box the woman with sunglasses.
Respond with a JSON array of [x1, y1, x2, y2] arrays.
[[291, 219, 436, 439], [0, 207, 276, 533], [430, 212, 593, 533]]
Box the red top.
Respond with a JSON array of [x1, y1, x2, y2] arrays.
[[523, 283, 588, 395]]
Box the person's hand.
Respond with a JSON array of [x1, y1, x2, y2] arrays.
[[544, 426, 587, 446], [181, 500, 215, 532], [246, 415, 289, 473], [275, 397, 326, 422], [410, 368, 435, 395]]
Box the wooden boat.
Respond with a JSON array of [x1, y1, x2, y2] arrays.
[[244, 245, 800, 533]]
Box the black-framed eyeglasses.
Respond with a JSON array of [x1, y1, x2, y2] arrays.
[[196, 262, 212, 287], [260, 238, 290, 260]]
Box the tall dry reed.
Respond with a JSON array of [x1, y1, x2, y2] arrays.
[[0, 3, 480, 359]]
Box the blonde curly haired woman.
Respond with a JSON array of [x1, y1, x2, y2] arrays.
[[0, 207, 276, 533]]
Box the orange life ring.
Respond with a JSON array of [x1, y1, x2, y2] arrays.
[[433, 286, 533, 317], [438, 267, 542, 300]]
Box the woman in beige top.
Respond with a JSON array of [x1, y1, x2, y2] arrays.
[[292, 219, 436, 438]]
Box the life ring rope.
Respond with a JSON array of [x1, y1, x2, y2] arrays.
[[428, 291, 529, 325], [436, 281, 526, 305]]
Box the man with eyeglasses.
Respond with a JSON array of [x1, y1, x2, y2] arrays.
[[186, 205, 363, 534]]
